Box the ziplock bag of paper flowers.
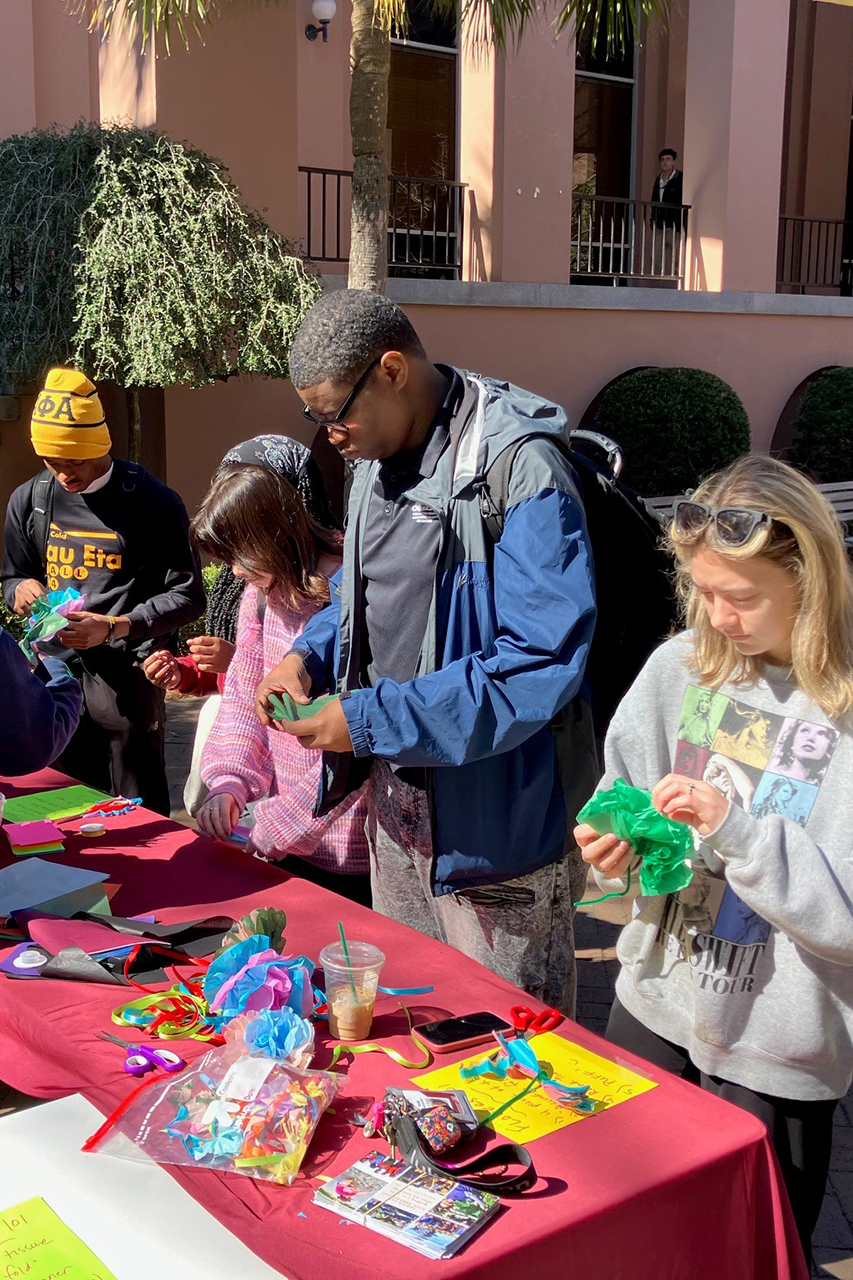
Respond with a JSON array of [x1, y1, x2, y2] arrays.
[[83, 1040, 340, 1185]]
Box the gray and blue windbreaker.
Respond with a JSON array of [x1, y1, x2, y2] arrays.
[[294, 368, 597, 896]]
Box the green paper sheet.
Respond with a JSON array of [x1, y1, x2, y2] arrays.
[[577, 777, 694, 897], [268, 691, 337, 722], [0, 1195, 117, 1279], [3, 785, 112, 824]]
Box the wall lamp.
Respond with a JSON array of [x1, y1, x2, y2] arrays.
[[305, 0, 336, 41]]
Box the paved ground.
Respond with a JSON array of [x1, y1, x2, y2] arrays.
[[2, 694, 851, 1275]]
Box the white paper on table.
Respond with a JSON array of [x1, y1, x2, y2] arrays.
[[0, 858, 108, 916]]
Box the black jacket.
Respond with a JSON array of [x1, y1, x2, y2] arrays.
[[2, 458, 204, 667], [650, 170, 686, 228]]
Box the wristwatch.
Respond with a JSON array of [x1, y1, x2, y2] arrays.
[[106, 615, 117, 643]]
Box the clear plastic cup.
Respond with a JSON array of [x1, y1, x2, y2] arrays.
[[319, 941, 385, 1041]]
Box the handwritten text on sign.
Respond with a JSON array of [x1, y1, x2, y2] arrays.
[[415, 1032, 658, 1144], [0, 1196, 117, 1280]]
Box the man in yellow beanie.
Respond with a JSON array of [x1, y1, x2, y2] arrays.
[[1, 368, 205, 814]]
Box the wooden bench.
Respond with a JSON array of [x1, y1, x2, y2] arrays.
[[643, 482, 853, 545]]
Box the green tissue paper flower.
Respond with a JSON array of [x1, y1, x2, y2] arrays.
[[577, 778, 694, 897]]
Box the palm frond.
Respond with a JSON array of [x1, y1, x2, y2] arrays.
[[461, 0, 669, 53], [67, 0, 218, 51]]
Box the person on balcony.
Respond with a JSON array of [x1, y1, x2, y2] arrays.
[[254, 288, 597, 1015], [650, 147, 684, 225], [649, 148, 685, 280]]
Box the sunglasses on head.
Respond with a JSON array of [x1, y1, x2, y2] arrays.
[[673, 498, 771, 547], [301, 355, 382, 432]]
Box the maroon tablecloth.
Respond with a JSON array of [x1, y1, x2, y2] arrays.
[[0, 769, 807, 1280]]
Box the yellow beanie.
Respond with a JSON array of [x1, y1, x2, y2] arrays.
[[31, 368, 111, 460]]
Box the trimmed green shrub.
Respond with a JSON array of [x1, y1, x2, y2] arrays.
[[0, 596, 26, 643], [594, 367, 751, 496], [789, 367, 853, 483], [178, 563, 220, 652]]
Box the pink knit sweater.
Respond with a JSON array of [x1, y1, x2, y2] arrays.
[[200, 564, 369, 873]]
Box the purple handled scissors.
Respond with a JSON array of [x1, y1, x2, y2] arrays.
[[96, 1031, 184, 1077]]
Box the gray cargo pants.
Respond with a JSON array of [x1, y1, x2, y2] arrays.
[[367, 760, 586, 1015]]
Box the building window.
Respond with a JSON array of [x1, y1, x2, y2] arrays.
[[388, 0, 460, 278], [573, 24, 636, 199], [389, 0, 457, 181]]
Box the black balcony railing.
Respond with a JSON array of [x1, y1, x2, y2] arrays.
[[299, 167, 466, 278], [571, 195, 690, 285], [777, 215, 853, 295]]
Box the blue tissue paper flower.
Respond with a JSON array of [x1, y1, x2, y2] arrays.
[[203, 935, 271, 1006], [243, 1008, 313, 1062]]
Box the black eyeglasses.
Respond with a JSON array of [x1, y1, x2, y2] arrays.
[[673, 498, 771, 548], [301, 356, 381, 432]]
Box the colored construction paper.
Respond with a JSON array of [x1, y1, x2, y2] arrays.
[[35, 885, 111, 919], [0, 1195, 117, 1279], [414, 1032, 657, 1144], [10, 844, 65, 857], [0, 859, 108, 918], [268, 691, 337, 722], [3, 786, 112, 825], [3, 820, 65, 847]]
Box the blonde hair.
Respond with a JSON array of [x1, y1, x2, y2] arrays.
[[666, 454, 853, 719]]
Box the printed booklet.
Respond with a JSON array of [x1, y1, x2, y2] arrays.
[[313, 1149, 500, 1258]]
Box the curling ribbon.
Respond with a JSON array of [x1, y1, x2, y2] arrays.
[[376, 984, 434, 996], [328, 1003, 432, 1070], [112, 986, 222, 1041]]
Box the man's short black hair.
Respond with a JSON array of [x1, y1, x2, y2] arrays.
[[659, 147, 677, 161], [289, 288, 427, 390]]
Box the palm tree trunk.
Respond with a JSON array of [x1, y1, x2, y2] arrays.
[[126, 386, 141, 463], [348, 0, 389, 292]]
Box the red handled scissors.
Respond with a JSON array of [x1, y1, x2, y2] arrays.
[[510, 1004, 564, 1039]]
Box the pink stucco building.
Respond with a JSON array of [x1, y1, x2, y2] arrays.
[[3, 0, 853, 513]]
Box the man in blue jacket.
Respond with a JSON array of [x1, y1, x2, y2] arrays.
[[0, 626, 82, 776], [257, 290, 596, 1012]]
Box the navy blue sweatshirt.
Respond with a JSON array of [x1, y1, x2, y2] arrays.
[[0, 627, 82, 775]]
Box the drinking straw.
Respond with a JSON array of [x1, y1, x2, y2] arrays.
[[337, 921, 358, 1000]]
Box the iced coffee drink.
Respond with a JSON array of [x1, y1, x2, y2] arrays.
[[320, 942, 385, 1042]]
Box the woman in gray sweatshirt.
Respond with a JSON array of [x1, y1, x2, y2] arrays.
[[576, 454, 853, 1267]]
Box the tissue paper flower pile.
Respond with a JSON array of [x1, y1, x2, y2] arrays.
[[202, 934, 315, 1020]]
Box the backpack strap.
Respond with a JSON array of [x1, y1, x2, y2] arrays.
[[256, 591, 267, 627], [478, 433, 576, 544], [31, 469, 55, 561], [120, 461, 140, 494]]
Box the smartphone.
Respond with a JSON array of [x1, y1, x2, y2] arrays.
[[416, 1011, 513, 1054]]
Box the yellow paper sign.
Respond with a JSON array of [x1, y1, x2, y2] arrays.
[[414, 1032, 657, 1144], [0, 1196, 117, 1279]]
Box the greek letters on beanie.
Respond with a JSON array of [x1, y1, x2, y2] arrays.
[[30, 368, 112, 460]]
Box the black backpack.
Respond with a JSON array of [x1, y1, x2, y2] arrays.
[[30, 463, 141, 557], [478, 428, 678, 743]]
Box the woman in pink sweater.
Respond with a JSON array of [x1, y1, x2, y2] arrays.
[[191, 436, 370, 905]]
